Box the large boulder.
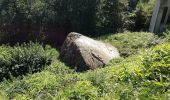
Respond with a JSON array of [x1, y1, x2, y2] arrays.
[[59, 32, 120, 71]]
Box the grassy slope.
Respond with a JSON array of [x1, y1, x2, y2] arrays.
[[0, 32, 169, 100]]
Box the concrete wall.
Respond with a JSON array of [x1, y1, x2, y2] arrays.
[[149, 0, 170, 33]]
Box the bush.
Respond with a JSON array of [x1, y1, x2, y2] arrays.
[[142, 44, 170, 82], [96, 0, 126, 33], [1, 71, 59, 99], [0, 42, 57, 80], [132, 0, 156, 31], [1, 32, 169, 99], [0, 0, 130, 44], [132, 44, 170, 96], [58, 81, 98, 99], [99, 32, 165, 57], [123, 0, 156, 31], [46, 60, 74, 76], [23, 71, 58, 99], [164, 30, 170, 42]]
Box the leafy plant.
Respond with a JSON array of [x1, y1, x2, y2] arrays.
[[0, 42, 57, 80], [99, 32, 165, 57], [133, 0, 156, 31], [58, 81, 98, 99], [142, 44, 170, 82], [0, 32, 169, 99]]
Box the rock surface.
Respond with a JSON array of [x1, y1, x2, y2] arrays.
[[59, 32, 120, 71]]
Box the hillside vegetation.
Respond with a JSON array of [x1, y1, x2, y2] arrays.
[[0, 31, 170, 99], [0, 0, 155, 45], [0, 0, 170, 99]]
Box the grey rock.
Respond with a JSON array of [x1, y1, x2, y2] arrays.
[[60, 32, 120, 71]]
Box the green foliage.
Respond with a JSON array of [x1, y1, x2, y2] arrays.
[[96, 0, 126, 33], [99, 32, 165, 57], [0, 42, 57, 80], [124, 44, 170, 99], [0, 55, 142, 99], [164, 30, 170, 42], [0, 32, 169, 99], [24, 71, 59, 99], [0, 90, 8, 100], [3, 71, 59, 99], [0, 0, 55, 43], [58, 81, 98, 99], [141, 44, 170, 83], [0, 0, 156, 44], [0, 59, 76, 99], [0, 0, 98, 43], [133, 0, 156, 31], [46, 61, 74, 76], [122, 0, 156, 31]]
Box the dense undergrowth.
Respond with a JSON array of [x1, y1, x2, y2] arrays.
[[0, 32, 170, 99], [0, 0, 155, 45], [0, 42, 57, 81]]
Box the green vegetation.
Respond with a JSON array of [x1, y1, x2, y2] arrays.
[[99, 32, 166, 57], [0, 0, 155, 44], [0, 32, 170, 99], [0, 42, 57, 81], [0, 0, 169, 99], [141, 44, 170, 84]]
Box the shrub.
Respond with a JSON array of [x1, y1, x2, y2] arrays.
[[23, 71, 58, 99], [46, 60, 74, 76], [142, 44, 170, 82], [1, 32, 169, 99], [0, 90, 8, 100], [132, 0, 156, 31], [99, 32, 165, 57], [133, 44, 170, 95], [96, 0, 126, 33], [164, 30, 170, 42], [1, 71, 59, 99], [0, 42, 57, 80], [0, 0, 133, 44], [58, 81, 98, 99]]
